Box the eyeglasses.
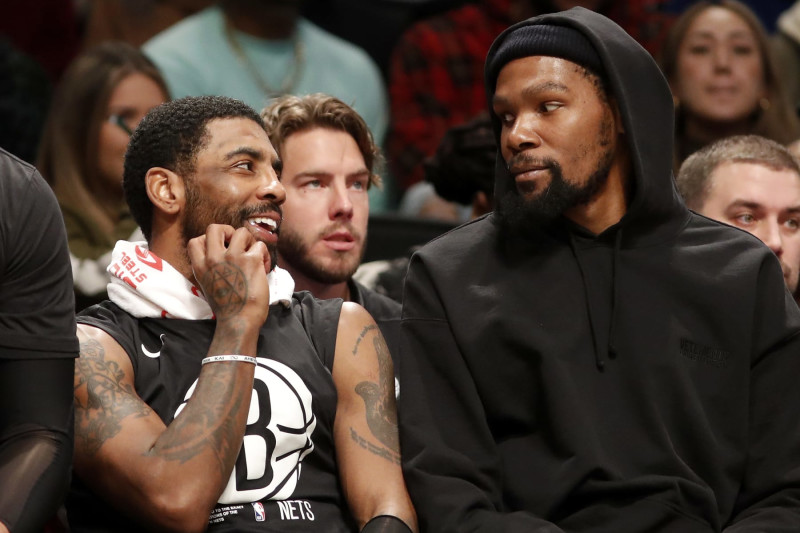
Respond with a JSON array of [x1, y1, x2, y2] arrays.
[[108, 114, 134, 136]]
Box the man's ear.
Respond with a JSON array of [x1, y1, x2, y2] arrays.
[[145, 167, 185, 215]]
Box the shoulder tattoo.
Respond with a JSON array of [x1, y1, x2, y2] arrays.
[[351, 323, 378, 356], [74, 337, 152, 455]]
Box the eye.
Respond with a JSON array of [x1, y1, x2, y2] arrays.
[[234, 161, 253, 171], [304, 179, 322, 189], [735, 213, 756, 226], [351, 177, 369, 191], [497, 112, 515, 127], [785, 218, 800, 230], [732, 45, 754, 56], [688, 44, 710, 55], [541, 102, 562, 113], [108, 113, 135, 135]]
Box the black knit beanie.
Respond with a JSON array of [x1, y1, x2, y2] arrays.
[[486, 24, 605, 92]]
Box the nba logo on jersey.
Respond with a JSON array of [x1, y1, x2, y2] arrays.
[[252, 502, 266, 522]]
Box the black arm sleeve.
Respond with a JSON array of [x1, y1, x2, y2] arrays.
[[361, 515, 413, 533], [0, 357, 75, 532]]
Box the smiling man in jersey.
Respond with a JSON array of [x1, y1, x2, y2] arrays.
[[66, 95, 416, 533]]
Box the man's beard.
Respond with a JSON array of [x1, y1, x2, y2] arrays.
[[496, 151, 614, 236], [182, 184, 280, 269], [278, 224, 365, 284]]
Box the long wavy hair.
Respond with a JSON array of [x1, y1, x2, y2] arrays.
[[37, 42, 169, 239]]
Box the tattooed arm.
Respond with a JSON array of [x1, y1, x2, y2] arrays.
[[332, 303, 418, 532], [73, 225, 270, 533]]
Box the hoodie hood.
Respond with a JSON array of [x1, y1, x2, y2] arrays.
[[483, 8, 690, 370], [484, 7, 688, 242]]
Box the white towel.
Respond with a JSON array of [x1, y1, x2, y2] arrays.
[[107, 240, 294, 319]]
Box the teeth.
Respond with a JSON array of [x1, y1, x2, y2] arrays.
[[249, 217, 277, 230]]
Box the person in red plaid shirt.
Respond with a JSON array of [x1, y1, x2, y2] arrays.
[[386, 0, 677, 195]]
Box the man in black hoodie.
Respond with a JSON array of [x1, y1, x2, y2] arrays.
[[398, 7, 800, 532]]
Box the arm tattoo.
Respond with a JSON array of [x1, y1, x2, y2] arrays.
[[150, 362, 248, 477], [150, 319, 252, 475], [202, 262, 247, 318], [74, 338, 152, 455], [350, 427, 400, 465], [354, 326, 400, 458], [351, 324, 378, 356]]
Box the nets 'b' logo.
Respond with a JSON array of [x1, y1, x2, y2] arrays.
[[175, 358, 316, 503]]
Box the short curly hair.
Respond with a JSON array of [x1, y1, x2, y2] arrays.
[[123, 95, 265, 241], [260, 93, 382, 188]]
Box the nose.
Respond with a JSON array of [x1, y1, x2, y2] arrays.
[[504, 114, 542, 155], [257, 171, 286, 206], [758, 220, 783, 257], [330, 181, 354, 221], [712, 46, 731, 72]]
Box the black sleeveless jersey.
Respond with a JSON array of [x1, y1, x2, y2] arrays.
[[67, 291, 357, 532]]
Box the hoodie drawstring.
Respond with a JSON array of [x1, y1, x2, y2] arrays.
[[608, 230, 622, 361], [569, 229, 623, 372], [570, 233, 605, 371]]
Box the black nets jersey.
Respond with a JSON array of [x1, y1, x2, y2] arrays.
[[67, 291, 357, 532]]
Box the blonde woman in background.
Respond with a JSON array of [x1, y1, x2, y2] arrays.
[[37, 42, 168, 310]]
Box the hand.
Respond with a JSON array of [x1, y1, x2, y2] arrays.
[[188, 224, 271, 326]]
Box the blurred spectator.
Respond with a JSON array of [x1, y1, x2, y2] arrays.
[[677, 134, 800, 299], [772, 0, 800, 117], [666, 0, 793, 33], [398, 182, 466, 223], [300, 0, 468, 79], [37, 42, 168, 310], [386, 0, 677, 194], [143, 0, 393, 210], [424, 111, 496, 220], [0, 39, 52, 164], [357, 112, 497, 302], [81, 0, 215, 49], [660, 0, 800, 169], [0, 0, 80, 82], [398, 111, 497, 223]]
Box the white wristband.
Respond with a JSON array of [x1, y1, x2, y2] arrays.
[[201, 355, 258, 366]]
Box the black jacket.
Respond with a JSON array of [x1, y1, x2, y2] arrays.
[[398, 7, 800, 532]]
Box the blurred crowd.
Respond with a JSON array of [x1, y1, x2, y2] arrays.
[[3, 0, 800, 302]]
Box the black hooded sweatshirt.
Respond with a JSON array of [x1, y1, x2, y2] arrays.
[[398, 7, 800, 532]]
